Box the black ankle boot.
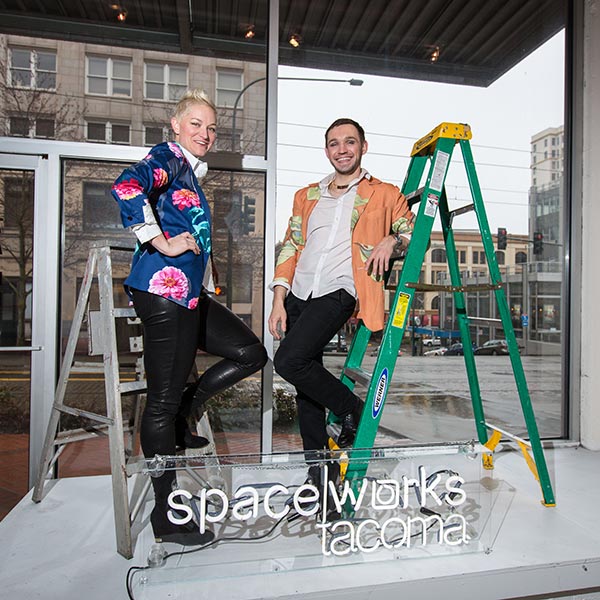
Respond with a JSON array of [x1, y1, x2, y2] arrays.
[[337, 399, 364, 448], [305, 462, 342, 521], [150, 505, 215, 546], [174, 415, 209, 451]]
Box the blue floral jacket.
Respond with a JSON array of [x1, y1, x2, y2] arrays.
[[111, 142, 211, 310]]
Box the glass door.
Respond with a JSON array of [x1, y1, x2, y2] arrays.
[[0, 153, 53, 518]]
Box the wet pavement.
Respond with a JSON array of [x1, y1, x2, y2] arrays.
[[319, 353, 563, 444]]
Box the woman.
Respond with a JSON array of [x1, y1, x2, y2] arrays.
[[112, 88, 267, 546]]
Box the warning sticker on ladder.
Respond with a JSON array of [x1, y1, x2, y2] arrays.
[[391, 292, 411, 329], [424, 193, 439, 218], [429, 150, 450, 191]]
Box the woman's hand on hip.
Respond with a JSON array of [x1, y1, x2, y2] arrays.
[[151, 232, 200, 257]]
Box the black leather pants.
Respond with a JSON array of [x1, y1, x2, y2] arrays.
[[132, 289, 267, 465]]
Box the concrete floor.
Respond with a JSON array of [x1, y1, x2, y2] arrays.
[[1, 445, 599, 600]]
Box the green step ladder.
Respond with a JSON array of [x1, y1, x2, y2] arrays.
[[332, 122, 555, 507]]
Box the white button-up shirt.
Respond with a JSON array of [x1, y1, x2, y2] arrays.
[[291, 170, 367, 300]]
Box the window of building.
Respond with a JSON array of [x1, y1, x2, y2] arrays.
[[216, 69, 243, 108], [457, 250, 466, 264], [86, 56, 132, 97], [3, 177, 34, 229], [495, 250, 505, 265], [144, 125, 169, 146], [86, 121, 130, 144], [232, 265, 253, 303], [9, 47, 56, 90], [144, 63, 188, 101], [215, 127, 242, 152], [9, 116, 55, 139], [431, 248, 446, 263], [82, 181, 122, 231], [472, 250, 486, 265], [515, 251, 527, 264]]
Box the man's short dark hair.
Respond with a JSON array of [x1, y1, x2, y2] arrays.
[[325, 118, 366, 146]]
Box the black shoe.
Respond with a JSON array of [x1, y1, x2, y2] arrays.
[[306, 463, 342, 521], [174, 415, 210, 451], [337, 400, 364, 448], [151, 506, 215, 546], [337, 399, 365, 448]]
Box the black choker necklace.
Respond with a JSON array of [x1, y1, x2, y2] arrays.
[[331, 182, 349, 190]]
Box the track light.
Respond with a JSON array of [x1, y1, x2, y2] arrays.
[[288, 34, 302, 48], [245, 26, 255, 39], [430, 46, 440, 63]]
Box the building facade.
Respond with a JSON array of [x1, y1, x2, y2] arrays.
[[0, 33, 267, 344]]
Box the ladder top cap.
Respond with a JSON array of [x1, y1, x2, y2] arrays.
[[411, 123, 472, 157]]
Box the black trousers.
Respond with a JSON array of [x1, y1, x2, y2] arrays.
[[273, 289, 358, 454], [132, 289, 267, 464]]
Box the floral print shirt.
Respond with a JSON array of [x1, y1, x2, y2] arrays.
[[111, 142, 211, 310]]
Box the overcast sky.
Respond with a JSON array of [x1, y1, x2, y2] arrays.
[[275, 30, 565, 239]]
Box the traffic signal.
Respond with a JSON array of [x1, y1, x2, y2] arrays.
[[497, 227, 507, 250], [533, 231, 544, 255], [243, 195, 256, 234]]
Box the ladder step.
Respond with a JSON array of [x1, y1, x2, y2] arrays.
[[55, 423, 134, 444], [113, 307, 138, 318], [343, 367, 372, 387], [57, 405, 114, 425], [404, 282, 502, 292], [448, 203, 475, 221], [119, 380, 147, 394], [405, 187, 424, 208]]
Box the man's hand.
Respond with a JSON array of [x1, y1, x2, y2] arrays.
[[268, 286, 287, 340], [151, 232, 200, 257], [365, 235, 397, 279]]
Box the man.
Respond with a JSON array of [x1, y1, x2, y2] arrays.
[[268, 118, 414, 458]]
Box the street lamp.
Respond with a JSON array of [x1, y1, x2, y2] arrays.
[[230, 76, 363, 153], [224, 75, 364, 308]]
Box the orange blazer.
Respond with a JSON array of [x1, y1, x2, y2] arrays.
[[273, 175, 414, 331]]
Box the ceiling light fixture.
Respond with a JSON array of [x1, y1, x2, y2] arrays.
[[288, 34, 302, 48], [110, 3, 127, 22], [430, 46, 441, 63], [245, 25, 255, 39]]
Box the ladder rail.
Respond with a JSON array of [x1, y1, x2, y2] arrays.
[[32, 249, 98, 503], [461, 140, 555, 505], [438, 188, 488, 444]]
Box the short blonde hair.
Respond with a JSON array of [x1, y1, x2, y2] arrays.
[[173, 88, 217, 120]]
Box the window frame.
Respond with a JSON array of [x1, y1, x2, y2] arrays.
[[143, 62, 188, 102], [216, 69, 244, 109], [8, 47, 57, 91], [85, 55, 132, 98]]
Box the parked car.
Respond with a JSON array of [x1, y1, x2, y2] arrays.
[[422, 337, 441, 347], [474, 339, 509, 355], [444, 343, 465, 356], [369, 344, 403, 357], [324, 332, 348, 353], [424, 346, 447, 356]]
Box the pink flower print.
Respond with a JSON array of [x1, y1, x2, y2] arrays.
[[168, 142, 184, 159], [172, 189, 200, 210], [148, 266, 189, 301], [144, 153, 153, 160], [153, 168, 168, 188], [164, 230, 171, 239], [187, 297, 198, 310], [113, 179, 144, 200]]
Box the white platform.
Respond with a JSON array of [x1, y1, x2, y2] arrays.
[[1, 447, 600, 600]]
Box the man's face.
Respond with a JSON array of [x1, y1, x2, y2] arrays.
[[171, 103, 217, 158], [324, 124, 368, 176]]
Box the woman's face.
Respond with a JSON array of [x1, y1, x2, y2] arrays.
[[171, 103, 217, 158]]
